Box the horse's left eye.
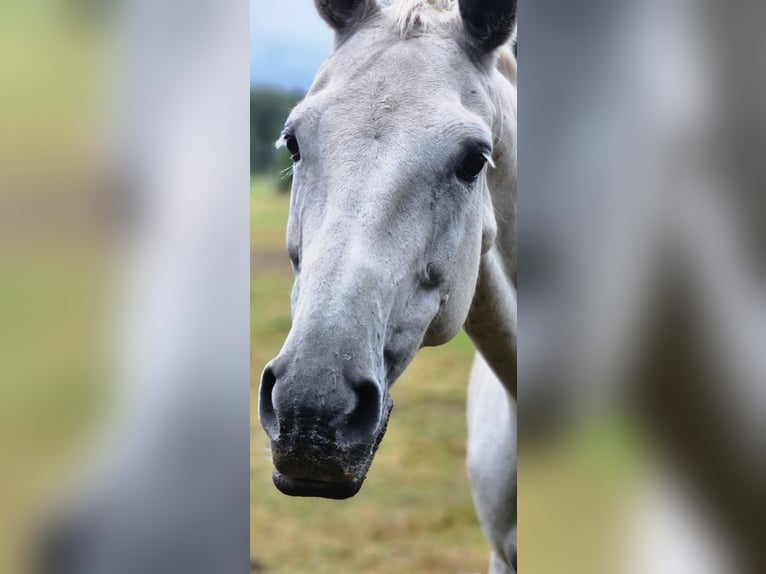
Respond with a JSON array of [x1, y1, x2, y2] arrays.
[[456, 151, 488, 183], [285, 135, 301, 162]]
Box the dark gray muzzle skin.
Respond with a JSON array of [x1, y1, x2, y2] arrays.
[[259, 346, 394, 499]]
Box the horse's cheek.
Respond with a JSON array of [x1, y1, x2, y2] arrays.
[[422, 287, 466, 346]]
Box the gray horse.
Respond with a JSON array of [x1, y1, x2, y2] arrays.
[[258, 0, 517, 571]]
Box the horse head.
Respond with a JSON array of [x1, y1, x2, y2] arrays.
[[259, 0, 516, 499]]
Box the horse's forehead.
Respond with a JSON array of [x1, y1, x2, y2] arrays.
[[321, 28, 475, 94], [309, 36, 489, 129]]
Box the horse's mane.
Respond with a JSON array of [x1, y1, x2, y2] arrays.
[[386, 0, 456, 38]]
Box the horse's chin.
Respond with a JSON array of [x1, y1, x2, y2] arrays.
[[272, 471, 364, 499]]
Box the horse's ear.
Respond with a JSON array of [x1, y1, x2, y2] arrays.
[[459, 0, 516, 54], [314, 0, 380, 34]]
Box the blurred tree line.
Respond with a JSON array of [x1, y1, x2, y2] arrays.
[[250, 87, 304, 189]]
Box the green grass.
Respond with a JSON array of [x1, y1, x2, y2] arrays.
[[250, 176, 488, 573], [251, 177, 291, 252]]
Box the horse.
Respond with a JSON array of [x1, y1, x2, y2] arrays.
[[258, 0, 517, 571]]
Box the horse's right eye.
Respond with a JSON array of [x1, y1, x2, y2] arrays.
[[285, 135, 301, 162], [456, 151, 487, 183]]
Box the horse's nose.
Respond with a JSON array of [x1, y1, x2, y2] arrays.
[[258, 361, 383, 447], [258, 364, 280, 440]]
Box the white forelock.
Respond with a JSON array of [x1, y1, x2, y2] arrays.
[[386, 0, 456, 38]]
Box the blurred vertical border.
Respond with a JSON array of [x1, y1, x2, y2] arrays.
[[0, 0, 250, 573], [518, 0, 766, 572]]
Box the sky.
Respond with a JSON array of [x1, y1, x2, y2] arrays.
[[250, 0, 334, 90]]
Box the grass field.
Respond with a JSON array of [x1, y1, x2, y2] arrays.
[[250, 177, 489, 573]]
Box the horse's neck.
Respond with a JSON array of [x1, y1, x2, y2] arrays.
[[465, 179, 517, 399], [465, 249, 516, 397], [465, 63, 517, 399]]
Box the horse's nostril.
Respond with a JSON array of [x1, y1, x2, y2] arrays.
[[259, 366, 278, 438], [342, 379, 382, 444]]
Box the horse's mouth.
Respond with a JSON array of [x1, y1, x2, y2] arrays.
[[269, 397, 393, 500], [272, 470, 364, 499], [269, 436, 377, 500]]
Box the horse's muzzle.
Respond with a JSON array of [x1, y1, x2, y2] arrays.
[[267, 399, 392, 499], [259, 361, 393, 499]]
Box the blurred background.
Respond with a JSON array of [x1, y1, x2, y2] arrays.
[[0, 0, 764, 572], [0, 1, 113, 570], [1, 0, 249, 573], [518, 1, 766, 572]]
